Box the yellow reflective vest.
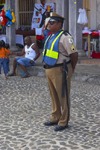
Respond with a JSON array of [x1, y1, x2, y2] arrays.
[[42, 30, 64, 66]]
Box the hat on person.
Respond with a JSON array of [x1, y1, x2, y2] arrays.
[[50, 12, 65, 23]]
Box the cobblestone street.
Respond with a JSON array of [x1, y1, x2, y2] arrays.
[[0, 75, 100, 150]]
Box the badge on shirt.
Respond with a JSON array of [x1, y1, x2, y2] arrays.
[[26, 51, 30, 54], [71, 45, 76, 51], [68, 38, 73, 44]]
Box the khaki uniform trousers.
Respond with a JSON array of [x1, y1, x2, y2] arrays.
[[46, 63, 73, 127]]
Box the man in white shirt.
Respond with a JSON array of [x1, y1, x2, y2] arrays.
[[8, 36, 40, 78]]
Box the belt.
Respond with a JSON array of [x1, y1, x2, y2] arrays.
[[44, 60, 71, 69]]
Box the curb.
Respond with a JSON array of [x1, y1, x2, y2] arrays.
[[72, 72, 100, 85], [8, 58, 100, 85]]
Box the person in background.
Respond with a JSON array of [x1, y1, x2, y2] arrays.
[[40, 0, 45, 6], [5, 43, 11, 76], [42, 12, 78, 131], [0, 40, 11, 79], [8, 36, 40, 78], [42, 11, 51, 40]]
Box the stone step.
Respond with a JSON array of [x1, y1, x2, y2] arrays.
[[9, 57, 45, 77], [7, 54, 100, 85], [8, 58, 100, 85], [16, 65, 46, 77]]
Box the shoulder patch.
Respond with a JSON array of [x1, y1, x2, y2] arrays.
[[71, 45, 76, 51], [68, 38, 73, 44]]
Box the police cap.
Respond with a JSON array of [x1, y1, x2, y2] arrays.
[[50, 12, 65, 23]]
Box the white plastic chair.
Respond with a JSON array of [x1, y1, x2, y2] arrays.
[[90, 39, 98, 51]]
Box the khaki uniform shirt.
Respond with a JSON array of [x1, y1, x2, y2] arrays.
[[56, 33, 77, 64]]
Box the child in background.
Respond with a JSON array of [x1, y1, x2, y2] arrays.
[[5, 43, 11, 76], [0, 40, 11, 79]]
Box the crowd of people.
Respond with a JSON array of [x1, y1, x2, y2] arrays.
[[0, 12, 78, 131]]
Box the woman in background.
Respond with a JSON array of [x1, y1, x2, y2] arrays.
[[43, 12, 51, 40]]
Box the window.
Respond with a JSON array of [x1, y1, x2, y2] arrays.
[[0, 0, 5, 5], [19, 0, 35, 30]]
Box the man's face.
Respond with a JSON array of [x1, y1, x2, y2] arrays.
[[48, 20, 61, 33], [24, 39, 29, 46]]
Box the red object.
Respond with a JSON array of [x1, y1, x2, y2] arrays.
[[47, 31, 52, 37], [42, 2, 44, 6], [40, 0, 45, 6], [1, 10, 8, 26], [36, 35, 44, 40], [91, 51, 100, 58], [82, 33, 89, 35], [91, 32, 99, 36], [84, 50, 88, 52], [83, 32, 100, 36]]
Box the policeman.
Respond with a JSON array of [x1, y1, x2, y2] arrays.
[[42, 12, 78, 131]]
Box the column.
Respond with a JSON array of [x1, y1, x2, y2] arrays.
[[56, 0, 69, 30], [69, 0, 86, 57], [6, 0, 18, 51], [15, 0, 19, 29]]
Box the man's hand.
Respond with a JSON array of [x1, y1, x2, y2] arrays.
[[12, 47, 25, 56], [70, 52, 78, 74], [11, 52, 17, 56], [29, 60, 34, 64]]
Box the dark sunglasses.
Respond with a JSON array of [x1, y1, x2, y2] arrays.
[[49, 20, 56, 25]]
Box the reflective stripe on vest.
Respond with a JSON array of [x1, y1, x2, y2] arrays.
[[42, 31, 64, 65], [43, 49, 58, 59]]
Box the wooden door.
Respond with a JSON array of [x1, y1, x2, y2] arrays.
[[0, 0, 5, 5], [19, 0, 35, 30], [83, 0, 90, 28]]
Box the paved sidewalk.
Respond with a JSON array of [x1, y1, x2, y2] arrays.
[[0, 55, 100, 149], [72, 63, 100, 85], [0, 68, 100, 150]]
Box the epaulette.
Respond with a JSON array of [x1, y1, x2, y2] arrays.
[[63, 30, 72, 36]]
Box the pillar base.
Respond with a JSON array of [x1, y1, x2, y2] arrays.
[[9, 46, 22, 52], [78, 50, 86, 57]]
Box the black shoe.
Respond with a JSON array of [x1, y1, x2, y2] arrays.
[[54, 125, 68, 131], [21, 74, 30, 78], [8, 73, 16, 76], [44, 121, 58, 126]]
